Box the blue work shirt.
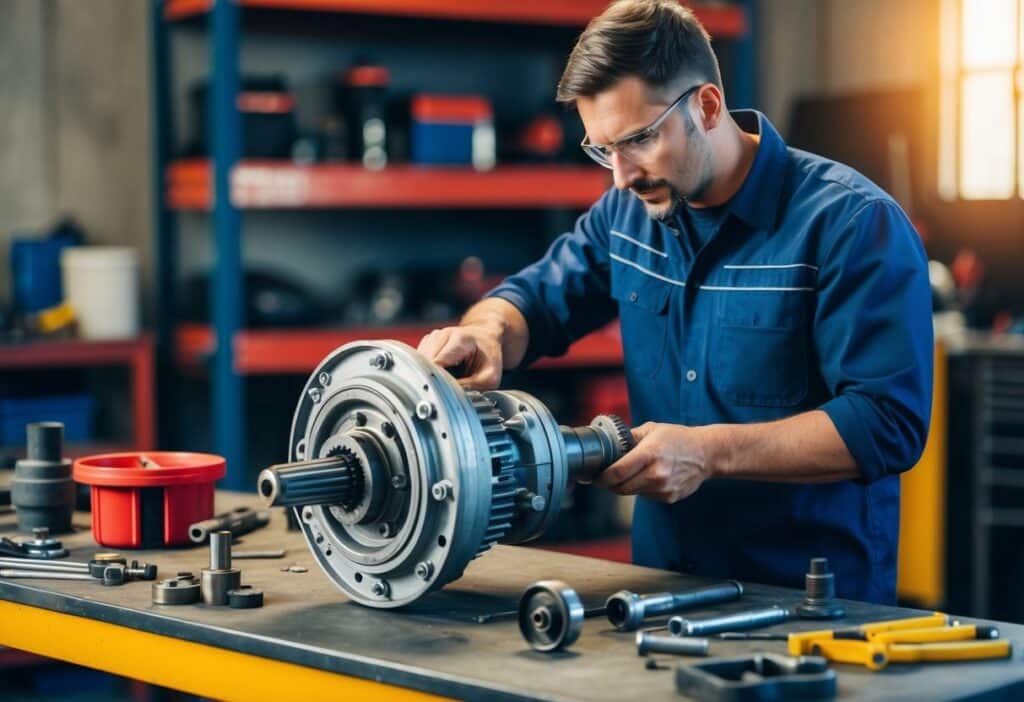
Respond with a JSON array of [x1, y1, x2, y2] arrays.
[[488, 111, 933, 604]]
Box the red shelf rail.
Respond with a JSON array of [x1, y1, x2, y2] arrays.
[[167, 160, 611, 210], [164, 0, 748, 37], [0, 336, 156, 450], [176, 322, 622, 374]]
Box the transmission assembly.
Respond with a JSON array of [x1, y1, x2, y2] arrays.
[[258, 340, 634, 608]]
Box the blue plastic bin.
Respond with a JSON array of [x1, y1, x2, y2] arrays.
[[0, 394, 95, 445]]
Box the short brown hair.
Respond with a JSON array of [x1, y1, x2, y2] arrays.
[[556, 0, 722, 105]]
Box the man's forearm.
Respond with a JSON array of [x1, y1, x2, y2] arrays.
[[704, 410, 861, 483], [460, 297, 530, 369]]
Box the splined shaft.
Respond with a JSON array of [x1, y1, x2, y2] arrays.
[[258, 453, 362, 508]]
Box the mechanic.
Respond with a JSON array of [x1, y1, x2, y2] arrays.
[[418, 0, 932, 604]]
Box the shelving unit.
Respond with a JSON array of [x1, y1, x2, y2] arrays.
[[162, 0, 748, 36], [176, 321, 622, 374], [151, 0, 752, 488], [0, 336, 156, 452], [166, 159, 612, 210]]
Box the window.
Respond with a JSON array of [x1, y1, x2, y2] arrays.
[[939, 0, 1023, 199]]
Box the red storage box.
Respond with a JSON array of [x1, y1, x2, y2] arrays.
[[73, 452, 225, 548]]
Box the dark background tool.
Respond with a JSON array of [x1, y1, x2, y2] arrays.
[[669, 606, 793, 637], [606, 581, 743, 631], [675, 653, 836, 702], [188, 506, 271, 545]]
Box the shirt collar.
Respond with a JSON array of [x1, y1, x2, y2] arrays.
[[721, 109, 788, 230]]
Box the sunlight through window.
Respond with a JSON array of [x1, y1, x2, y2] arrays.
[[941, 0, 1022, 199]]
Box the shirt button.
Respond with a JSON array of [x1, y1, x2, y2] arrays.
[[629, 291, 638, 302], [686, 369, 697, 382]]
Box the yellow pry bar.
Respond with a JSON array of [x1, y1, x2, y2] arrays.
[[0, 601, 448, 701]]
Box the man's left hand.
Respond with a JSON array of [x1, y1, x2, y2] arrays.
[[596, 422, 715, 503]]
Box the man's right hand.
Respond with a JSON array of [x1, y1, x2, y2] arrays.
[[417, 324, 504, 390]]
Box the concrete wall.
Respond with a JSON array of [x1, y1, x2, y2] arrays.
[[756, 0, 935, 132], [0, 0, 150, 309], [0, 0, 56, 297]]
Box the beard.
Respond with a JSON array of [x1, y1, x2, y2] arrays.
[[634, 181, 684, 222], [632, 117, 713, 222]]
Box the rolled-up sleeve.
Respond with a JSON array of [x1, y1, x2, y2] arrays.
[[486, 188, 619, 367], [815, 200, 933, 483]]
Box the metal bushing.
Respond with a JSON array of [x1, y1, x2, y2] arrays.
[[201, 530, 241, 605], [636, 631, 709, 657], [201, 569, 241, 605], [795, 557, 846, 620], [227, 587, 264, 609], [517, 580, 584, 652], [153, 576, 201, 605]]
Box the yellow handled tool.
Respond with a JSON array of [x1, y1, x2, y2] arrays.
[[788, 613, 1012, 671], [789, 612, 949, 653]]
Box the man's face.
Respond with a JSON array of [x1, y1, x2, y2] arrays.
[[577, 76, 714, 221]]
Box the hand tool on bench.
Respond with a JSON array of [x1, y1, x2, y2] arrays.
[[674, 653, 837, 701], [787, 612, 1012, 670]]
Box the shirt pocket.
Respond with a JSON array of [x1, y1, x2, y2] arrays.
[[610, 261, 674, 379], [710, 311, 809, 408]]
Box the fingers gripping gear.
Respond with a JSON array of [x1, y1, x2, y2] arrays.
[[258, 340, 635, 608]]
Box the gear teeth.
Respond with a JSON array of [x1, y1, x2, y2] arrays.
[[592, 414, 635, 456], [324, 445, 364, 511], [466, 391, 518, 557]]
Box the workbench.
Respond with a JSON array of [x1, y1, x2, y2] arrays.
[[1, 492, 1022, 701]]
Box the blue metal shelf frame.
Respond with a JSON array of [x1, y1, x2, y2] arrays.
[[150, 0, 178, 452], [151, 0, 247, 489], [209, 0, 246, 489]]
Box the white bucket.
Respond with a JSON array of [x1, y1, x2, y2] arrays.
[[60, 246, 140, 340]]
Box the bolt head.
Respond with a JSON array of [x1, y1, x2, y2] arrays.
[[391, 474, 408, 489], [415, 561, 434, 580], [318, 371, 331, 386], [369, 352, 393, 370], [415, 401, 436, 420], [308, 387, 322, 403], [371, 580, 390, 598], [431, 480, 452, 501], [377, 522, 393, 538]]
